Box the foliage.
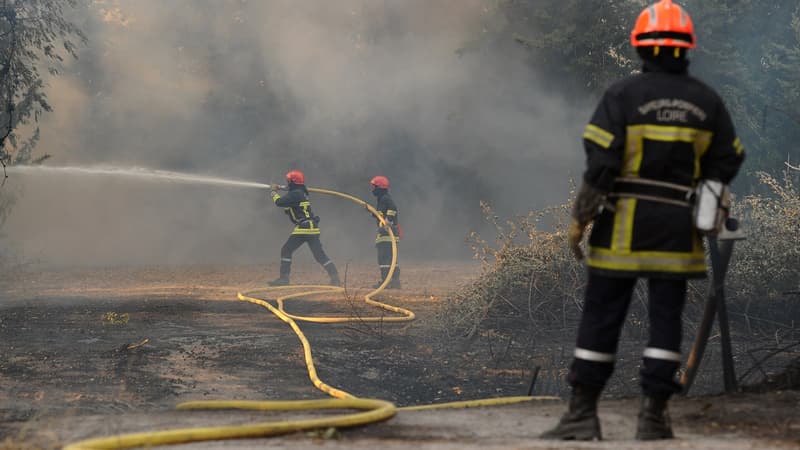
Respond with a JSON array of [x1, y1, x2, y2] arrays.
[[0, 0, 84, 241], [436, 197, 585, 340], [485, 0, 800, 175], [0, 0, 86, 166], [497, 0, 640, 92], [726, 169, 800, 332], [439, 170, 800, 372]]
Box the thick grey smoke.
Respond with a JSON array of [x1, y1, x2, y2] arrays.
[[4, 0, 587, 267]]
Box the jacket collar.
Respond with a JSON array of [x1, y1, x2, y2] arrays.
[[642, 58, 689, 75]]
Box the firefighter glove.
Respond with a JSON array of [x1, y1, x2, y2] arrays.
[[568, 219, 587, 261], [573, 182, 609, 224]]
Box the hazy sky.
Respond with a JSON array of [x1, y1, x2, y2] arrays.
[[4, 0, 588, 267]]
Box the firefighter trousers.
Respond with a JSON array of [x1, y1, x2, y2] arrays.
[[376, 242, 400, 283], [568, 273, 687, 397], [278, 234, 338, 281]]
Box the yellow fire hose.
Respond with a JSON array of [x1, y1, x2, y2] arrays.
[[64, 187, 556, 450]]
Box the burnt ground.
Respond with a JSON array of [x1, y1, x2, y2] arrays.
[[0, 262, 798, 449]]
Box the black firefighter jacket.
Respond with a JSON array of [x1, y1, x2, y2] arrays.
[[582, 61, 745, 279], [373, 190, 400, 244], [272, 185, 320, 236]]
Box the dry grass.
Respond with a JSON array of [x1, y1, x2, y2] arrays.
[[728, 171, 800, 323], [436, 198, 585, 341], [438, 170, 800, 376]]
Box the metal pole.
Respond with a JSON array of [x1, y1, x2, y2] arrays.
[[681, 219, 744, 394], [680, 238, 722, 394], [715, 239, 738, 392]]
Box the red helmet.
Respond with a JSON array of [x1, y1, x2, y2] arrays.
[[370, 175, 389, 189], [631, 0, 695, 49], [285, 170, 305, 184]]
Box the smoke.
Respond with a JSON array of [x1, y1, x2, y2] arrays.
[[3, 0, 587, 267]]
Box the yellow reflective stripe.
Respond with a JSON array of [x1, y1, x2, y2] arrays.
[[624, 124, 713, 181], [623, 126, 645, 176], [583, 124, 614, 149], [299, 201, 312, 219], [587, 247, 706, 273], [733, 137, 744, 155], [292, 228, 320, 235], [375, 235, 399, 243], [622, 199, 636, 251], [272, 193, 281, 203], [628, 124, 713, 143], [693, 133, 713, 179], [386, 210, 397, 216], [610, 198, 636, 251]]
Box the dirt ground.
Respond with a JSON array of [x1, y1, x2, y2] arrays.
[[1, 262, 798, 449]]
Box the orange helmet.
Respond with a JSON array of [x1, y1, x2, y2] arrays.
[[631, 0, 695, 49], [285, 170, 305, 184], [370, 175, 389, 189]]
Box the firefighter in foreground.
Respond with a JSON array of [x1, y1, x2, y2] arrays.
[[268, 170, 341, 287], [370, 175, 401, 289], [541, 0, 744, 441]]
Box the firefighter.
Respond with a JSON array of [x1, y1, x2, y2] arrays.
[[370, 175, 401, 289], [268, 170, 341, 287], [541, 0, 744, 441]]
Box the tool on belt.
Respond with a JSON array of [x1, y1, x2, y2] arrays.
[[609, 177, 730, 235], [609, 175, 744, 393]]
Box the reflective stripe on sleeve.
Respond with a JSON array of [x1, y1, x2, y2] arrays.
[[583, 124, 615, 149], [733, 137, 744, 155], [574, 347, 615, 363]]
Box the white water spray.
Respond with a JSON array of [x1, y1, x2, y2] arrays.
[[6, 165, 280, 190]]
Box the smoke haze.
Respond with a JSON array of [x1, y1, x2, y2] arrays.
[[4, 0, 588, 267]]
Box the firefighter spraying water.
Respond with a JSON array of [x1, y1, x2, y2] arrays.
[[5, 165, 279, 190], [3, 165, 349, 289], [268, 170, 341, 287]]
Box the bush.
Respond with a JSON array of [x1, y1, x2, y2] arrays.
[[437, 198, 585, 341], [727, 170, 800, 334], [438, 170, 800, 385]]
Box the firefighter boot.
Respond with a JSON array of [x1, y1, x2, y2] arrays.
[[540, 385, 602, 440], [387, 267, 401, 289], [325, 262, 341, 287], [636, 394, 674, 440], [373, 267, 390, 288], [268, 260, 291, 286]]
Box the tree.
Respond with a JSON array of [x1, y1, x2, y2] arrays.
[[0, 0, 86, 172], [485, 0, 800, 178]]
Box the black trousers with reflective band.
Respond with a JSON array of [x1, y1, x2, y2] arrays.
[[376, 241, 400, 280], [376, 242, 397, 267], [568, 273, 687, 396], [281, 234, 331, 265]]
